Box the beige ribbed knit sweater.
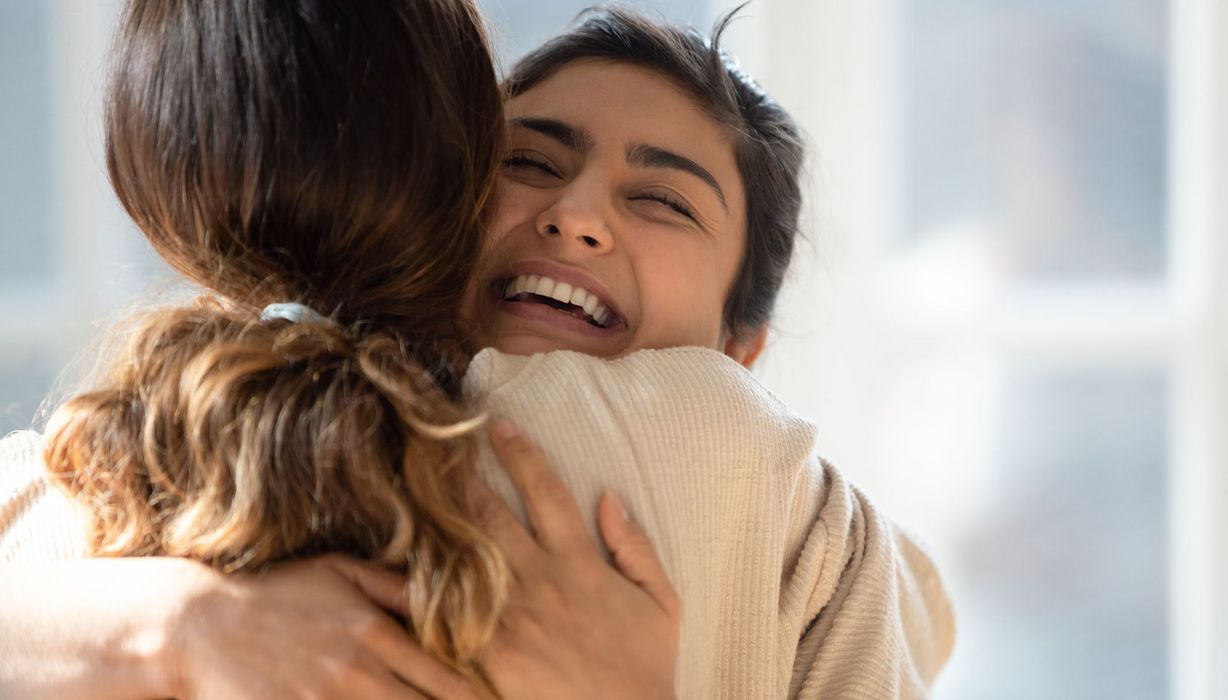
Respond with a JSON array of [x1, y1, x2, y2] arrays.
[[0, 347, 954, 699]]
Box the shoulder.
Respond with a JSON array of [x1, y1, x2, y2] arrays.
[[0, 430, 47, 489], [0, 429, 44, 458], [784, 462, 956, 695], [0, 430, 90, 563], [465, 347, 823, 488], [466, 347, 813, 434]]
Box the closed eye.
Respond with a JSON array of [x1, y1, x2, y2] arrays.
[[503, 151, 560, 178], [631, 192, 698, 222]]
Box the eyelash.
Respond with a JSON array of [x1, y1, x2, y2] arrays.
[[630, 192, 698, 222], [503, 151, 698, 223], [503, 152, 559, 177]]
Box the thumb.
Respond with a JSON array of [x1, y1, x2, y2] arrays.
[[597, 492, 681, 619]]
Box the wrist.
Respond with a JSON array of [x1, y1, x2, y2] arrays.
[[135, 557, 226, 698]]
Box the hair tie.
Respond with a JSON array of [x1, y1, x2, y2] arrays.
[[260, 302, 334, 327]]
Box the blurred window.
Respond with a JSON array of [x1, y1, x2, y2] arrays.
[[893, 2, 1173, 697], [903, 0, 1167, 283], [479, 0, 726, 65], [0, 3, 53, 288]]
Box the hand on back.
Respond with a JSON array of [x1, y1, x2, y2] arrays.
[[166, 555, 476, 700], [165, 422, 679, 699], [470, 421, 680, 700]]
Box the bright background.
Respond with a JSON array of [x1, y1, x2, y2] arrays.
[[1, 1, 1224, 698]]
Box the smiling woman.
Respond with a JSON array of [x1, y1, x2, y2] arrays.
[[459, 13, 954, 693], [488, 5, 805, 356], [463, 7, 804, 372], [467, 59, 750, 359]]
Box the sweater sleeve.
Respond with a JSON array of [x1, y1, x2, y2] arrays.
[[0, 431, 88, 563], [782, 459, 956, 699]]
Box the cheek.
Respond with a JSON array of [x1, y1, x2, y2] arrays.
[[634, 243, 728, 347], [488, 179, 546, 248]]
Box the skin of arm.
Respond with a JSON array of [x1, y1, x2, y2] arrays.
[[0, 557, 195, 699], [0, 555, 479, 700]]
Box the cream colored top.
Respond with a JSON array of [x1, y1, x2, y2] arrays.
[[0, 347, 954, 699]]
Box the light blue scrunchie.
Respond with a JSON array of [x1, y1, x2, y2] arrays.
[[259, 302, 334, 327]]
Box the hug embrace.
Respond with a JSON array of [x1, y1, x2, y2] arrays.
[[0, 1, 954, 698]]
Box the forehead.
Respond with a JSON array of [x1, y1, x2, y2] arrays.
[[508, 60, 727, 149], [506, 61, 745, 206]]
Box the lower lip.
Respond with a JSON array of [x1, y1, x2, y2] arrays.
[[491, 290, 623, 339]]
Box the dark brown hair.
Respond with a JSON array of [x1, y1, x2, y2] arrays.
[[505, 4, 805, 340], [44, 0, 506, 685]]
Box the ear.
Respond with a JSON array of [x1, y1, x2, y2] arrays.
[[722, 325, 768, 369]]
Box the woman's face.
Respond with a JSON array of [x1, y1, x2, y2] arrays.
[[464, 60, 751, 360]]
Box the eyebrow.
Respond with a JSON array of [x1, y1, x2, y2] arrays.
[[626, 143, 728, 211], [509, 117, 592, 151], [509, 116, 728, 212]]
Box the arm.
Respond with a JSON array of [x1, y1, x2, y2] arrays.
[[0, 429, 475, 699], [0, 558, 186, 699], [0, 433, 172, 698], [784, 462, 956, 699], [0, 556, 479, 700], [0, 423, 675, 700]]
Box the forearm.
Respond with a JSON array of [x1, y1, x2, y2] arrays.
[[0, 558, 203, 699]]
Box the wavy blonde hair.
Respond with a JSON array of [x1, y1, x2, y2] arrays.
[[43, 0, 506, 690]]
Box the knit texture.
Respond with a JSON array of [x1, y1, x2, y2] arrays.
[[0, 430, 87, 563], [0, 347, 954, 698]]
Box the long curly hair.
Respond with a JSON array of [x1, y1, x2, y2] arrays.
[[42, 0, 506, 689]]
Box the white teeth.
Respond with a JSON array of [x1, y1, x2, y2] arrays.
[[502, 273, 616, 326], [534, 276, 555, 297], [551, 282, 573, 304]]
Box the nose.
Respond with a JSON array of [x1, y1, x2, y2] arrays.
[[534, 185, 613, 253]]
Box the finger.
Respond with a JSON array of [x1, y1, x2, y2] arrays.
[[375, 675, 429, 700], [322, 555, 412, 617], [313, 647, 430, 700], [597, 491, 681, 618], [474, 619, 523, 680], [349, 666, 429, 700], [489, 420, 591, 553], [467, 476, 544, 577], [362, 611, 483, 700]]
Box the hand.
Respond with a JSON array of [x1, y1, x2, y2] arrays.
[[470, 421, 680, 700], [166, 554, 479, 700]]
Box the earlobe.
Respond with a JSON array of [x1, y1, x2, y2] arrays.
[[722, 326, 768, 369]]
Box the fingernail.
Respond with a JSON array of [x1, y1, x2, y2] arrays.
[[492, 420, 519, 440]]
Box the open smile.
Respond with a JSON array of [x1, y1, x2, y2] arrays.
[[487, 268, 628, 337]]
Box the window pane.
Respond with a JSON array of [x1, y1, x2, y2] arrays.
[[0, 3, 53, 287], [940, 367, 1169, 699], [478, 0, 725, 66], [0, 344, 62, 436], [902, 0, 1167, 283]]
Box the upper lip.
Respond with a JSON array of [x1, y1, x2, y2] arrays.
[[495, 258, 626, 326]]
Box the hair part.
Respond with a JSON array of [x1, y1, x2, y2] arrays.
[[505, 3, 806, 340]]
